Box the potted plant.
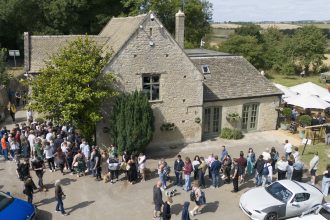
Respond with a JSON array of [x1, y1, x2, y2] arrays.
[[298, 115, 312, 138], [160, 122, 176, 131], [280, 107, 292, 130], [299, 115, 312, 127], [194, 117, 201, 124], [226, 112, 240, 122]]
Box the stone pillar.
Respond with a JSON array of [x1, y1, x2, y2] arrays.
[[24, 32, 30, 72], [175, 10, 185, 48]]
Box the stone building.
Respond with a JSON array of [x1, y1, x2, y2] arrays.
[[24, 11, 281, 147]]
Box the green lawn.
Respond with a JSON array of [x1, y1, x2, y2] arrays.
[[268, 72, 328, 88], [299, 144, 330, 176]]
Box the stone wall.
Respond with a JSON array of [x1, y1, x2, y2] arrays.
[[100, 16, 204, 147], [203, 96, 280, 133]]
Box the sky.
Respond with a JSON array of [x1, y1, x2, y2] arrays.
[[209, 0, 330, 22]]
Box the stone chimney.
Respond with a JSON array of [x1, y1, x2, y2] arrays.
[[24, 32, 30, 72], [175, 10, 185, 48]]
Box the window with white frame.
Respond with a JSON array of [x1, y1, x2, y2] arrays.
[[142, 75, 160, 101], [201, 65, 210, 74]]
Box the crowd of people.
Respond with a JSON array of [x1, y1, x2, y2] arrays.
[[152, 143, 330, 220], [0, 121, 148, 216], [0, 119, 329, 219]]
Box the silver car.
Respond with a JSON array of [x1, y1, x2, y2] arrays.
[[239, 180, 324, 220]]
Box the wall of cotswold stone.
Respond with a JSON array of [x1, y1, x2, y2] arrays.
[[99, 17, 204, 148], [203, 96, 280, 133]]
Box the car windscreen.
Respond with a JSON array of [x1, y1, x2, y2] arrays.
[[265, 182, 293, 203], [0, 192, 14, 211]]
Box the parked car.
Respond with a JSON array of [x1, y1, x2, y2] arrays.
[[0, 191, 36, 220], [289, 203, 330, 220], [239, 180, 324, 220]]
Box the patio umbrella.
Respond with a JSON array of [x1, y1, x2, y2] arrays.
[[290, 82, 330, 102], [283, 94, 330, 109], [274, 83, 297, 98]]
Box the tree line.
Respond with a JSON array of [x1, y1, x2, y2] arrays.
[[0, 0, 212, 51], [218, 24, 329, 75]]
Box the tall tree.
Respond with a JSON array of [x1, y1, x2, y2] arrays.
[[291, 25, 327, 73], [110, 91, 154, 154], [220, 35, 264, 69], [235, 24, 262, 42], [30, 37, 115, 140], [262, 27, 285, 70], [0, 48, 9, 86], [122, 0, 213, 48], [0, 0, 125, 49]]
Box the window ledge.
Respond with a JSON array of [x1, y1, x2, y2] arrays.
[[149, 100, 163, 104]]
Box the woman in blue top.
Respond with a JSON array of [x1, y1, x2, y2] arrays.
[[246, 148, 255, 175]]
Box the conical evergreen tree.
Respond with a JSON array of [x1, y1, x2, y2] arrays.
[[110, 91, 154, 154]]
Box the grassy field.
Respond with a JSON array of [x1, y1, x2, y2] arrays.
[[267, 72, 328, 88], [299, 143, 330, 176]]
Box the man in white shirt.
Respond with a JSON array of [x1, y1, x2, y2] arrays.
[[138, 153, 147, 181], [80, 139, 90, 172], [45, 129, 54, 142], [28, 131, 36, 158], [262, 148, 271, 161], [284, 140, 292, 160], [292, 147, 300, 162]]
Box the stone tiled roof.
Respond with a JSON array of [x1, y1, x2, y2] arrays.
[[99, 14, 146, 53], [27, 14, 147, 73], [29, 35, 109, 73], [185, 48, 231, 57], [189, 55, 282, 101]]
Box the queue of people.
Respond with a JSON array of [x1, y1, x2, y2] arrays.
[[152, 141, 330, 219], [1, 120, 329, 220]]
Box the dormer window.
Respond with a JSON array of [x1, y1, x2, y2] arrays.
[[202, 65, 210, 74]]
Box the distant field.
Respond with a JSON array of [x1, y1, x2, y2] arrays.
[[268, 72, 327, 88], [211, 23, 330, 30], [303, 23, 330, 29], [209, 23, 330, 52], [211, 23, 302, 30]]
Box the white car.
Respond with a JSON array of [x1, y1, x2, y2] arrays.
[[289, 203, 330, 220], [239, 180, 324, 220]]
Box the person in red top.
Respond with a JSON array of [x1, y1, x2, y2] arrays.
[[183, 157, 193, 191], [15, 130, 21, 146], [328, 85, 330, 93], [1, 134, 8, 160]]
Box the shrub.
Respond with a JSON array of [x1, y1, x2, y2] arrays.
[[299, 115, 312, 127], [110, 91, 154, 154], [282, 107, 292, 123], [220, 128, 233, 139], [232, 129, 244, 139], [220, 128, 243, 140]]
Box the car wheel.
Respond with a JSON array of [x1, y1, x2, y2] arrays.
[[264, 212, 277, 220]]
